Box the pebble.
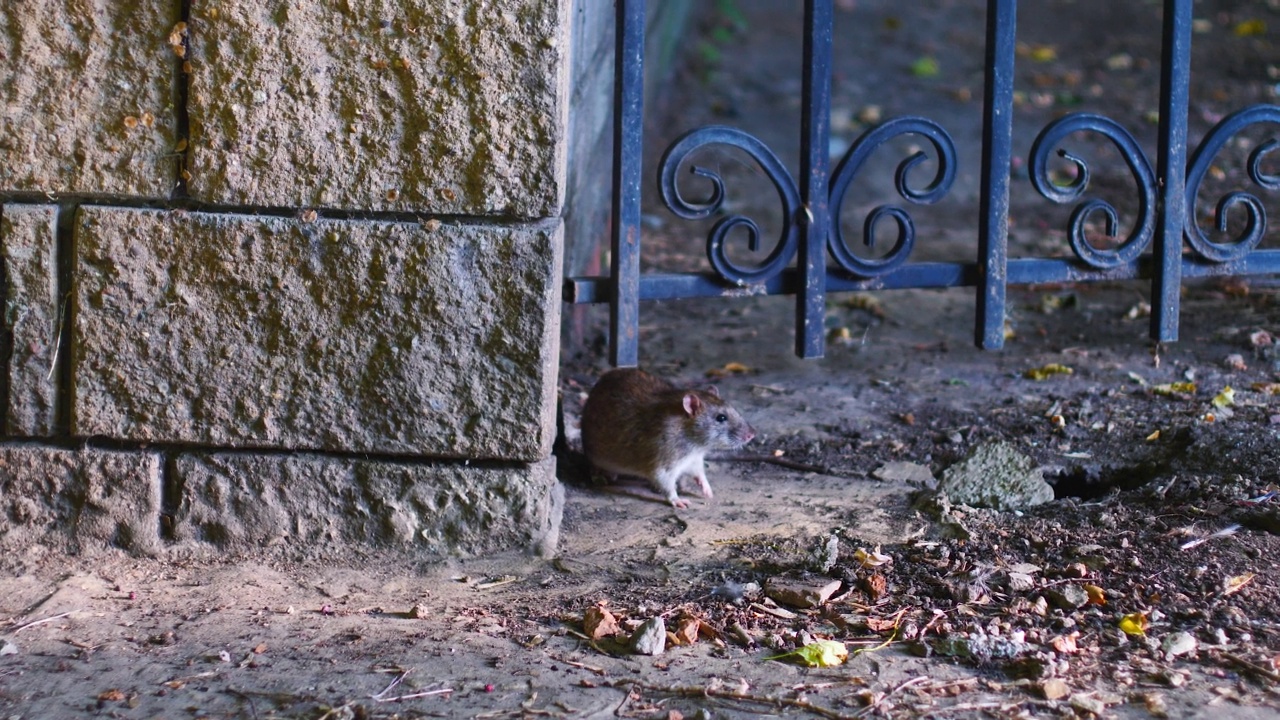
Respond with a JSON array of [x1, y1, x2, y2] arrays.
[[630, 617, 667, 656]]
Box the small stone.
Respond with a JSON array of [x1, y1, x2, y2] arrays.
[[871, 461, 936, 488], [1162, 631, 1198, 659], [1039, 678, 1070, 700], [408, 603, 430, 619], [630, 617, 666, 656], [0, 640, 17, 656], [765, 576, 843, 609], [1045, 584, 1090, 609], [938, 441, 1054, 510]]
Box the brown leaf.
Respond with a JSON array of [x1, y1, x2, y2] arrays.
[[583, 606, 621, 640], [98, 689, 126, 702], [675, 617, 700, 646]]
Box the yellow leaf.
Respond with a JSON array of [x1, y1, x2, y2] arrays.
[[1084, 584, 1106, 606], [1224, 572, 1255, 596], [1234, 19, 1266, 36], [1029, 45, 1058, 62], [853, 546, 892, 568], [1146, 429, 1161, 441], [1119, 612, 1149, 636], [1212, 386, 1235, 408], [1024, 363, 1073, 380], [1152, 382, 1196, 396], [706, 362, 751, 379], [770, 640, 849, 667]]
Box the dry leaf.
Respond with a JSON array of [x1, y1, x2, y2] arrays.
[[1024, 363, 1073, 380], [1152, 382, 1196, 396], [675, 617, 700, 645], [1084, 584, 1106, 606], [1223, 573, 1255, 596], [1212, 386, 1235, 408], [583, 606, 621, 640], [853, 546, 892, 567]]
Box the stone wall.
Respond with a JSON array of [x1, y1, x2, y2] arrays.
[[0, 0, 568, 562]]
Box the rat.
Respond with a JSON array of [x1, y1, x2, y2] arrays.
[[580, 368, 756, 508]]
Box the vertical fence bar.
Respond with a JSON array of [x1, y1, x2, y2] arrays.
[[1152, 0, 1191, 343], [976, 0, 1017, 349], [610, 0, 645, 367], [797, 0, 833, 359]]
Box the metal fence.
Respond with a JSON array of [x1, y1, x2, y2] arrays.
[[563, 0, 1280, 366]]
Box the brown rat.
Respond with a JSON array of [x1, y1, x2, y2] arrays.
[[580, 368, 756, 508]]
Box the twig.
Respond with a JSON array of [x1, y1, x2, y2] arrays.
[[373, 688, 454, 703], [1222, 652, 1280, 683], [544, 651, 607, 675], [11, 611, 74, 633], [856, 676, 929, 718], [371, 669, 411, 700], [610, 680, 855, 720], [712, 453, 833, 475], [1180, 523, 1241, 551]]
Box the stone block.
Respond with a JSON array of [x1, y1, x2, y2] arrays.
[[2, 205, 60, 436], [186, 0, 568, 218], [72, 207, 561, 459], [172, 453, 562, 557], [0, 444, 162, 559], [0, 0, 178, 197]]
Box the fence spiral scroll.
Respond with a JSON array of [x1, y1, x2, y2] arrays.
[[657, 126, 801, 286], [827, 117, 957, 277], [1183, 105, 1280, 263], [1029, 113, 1156, 269]]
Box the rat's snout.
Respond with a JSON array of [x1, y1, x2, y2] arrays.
[[740, 424, 756, 444]]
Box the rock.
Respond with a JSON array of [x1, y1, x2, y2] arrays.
[[1045, 584, 1090, 610], [764, 576, 843, 609], [871, 461, 936, 488], [630, 617, 666, 656], [1162, 631, 1198, 659], [1039, 678, 1071, 700], [0, 640, 17, 656], [409, 603, 430, 619], [938, 441, 1054, 510]]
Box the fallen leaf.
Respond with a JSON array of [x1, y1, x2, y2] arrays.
[[1050, 633, 1080, 654], [853, 546, 892, 568], [910, 56, 939, 78], [1234, 18, 1266, 36], [1119, 612, 1149, 636], [706, 362, 751, 379], [674, 617, 700, 645], [98, 689, 126, 702], [1223, 573, 1255, 596], [767, 639, 849, 667], [1084, 584, 1107, 606], [1151, 381, 1196, 396], [1146, 429, 1161, 441], [1212, 386, 1235, 408], [1024, 363, 1073, 380], [584, 606, 621, 640]]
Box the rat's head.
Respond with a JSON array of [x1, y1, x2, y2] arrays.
[[681, 388, 756, 450]]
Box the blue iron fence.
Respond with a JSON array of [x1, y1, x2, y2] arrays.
[[564, 0, 1280, 366]]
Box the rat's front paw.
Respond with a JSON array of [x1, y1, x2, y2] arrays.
[[669, 496, 690, 509]]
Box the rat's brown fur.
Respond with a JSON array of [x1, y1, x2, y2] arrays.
[[581, 368, 756, 508]]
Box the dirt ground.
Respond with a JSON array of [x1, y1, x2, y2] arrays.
[[7, 1, 1280, 718]]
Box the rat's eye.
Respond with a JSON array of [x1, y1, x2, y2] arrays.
[[715, 413, 728, 423]]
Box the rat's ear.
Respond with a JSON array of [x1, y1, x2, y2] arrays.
[[682, 392, 702, 416], [704, 385, 720, 398]]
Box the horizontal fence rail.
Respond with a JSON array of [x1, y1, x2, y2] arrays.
[[565, 0, 1280, 365]]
